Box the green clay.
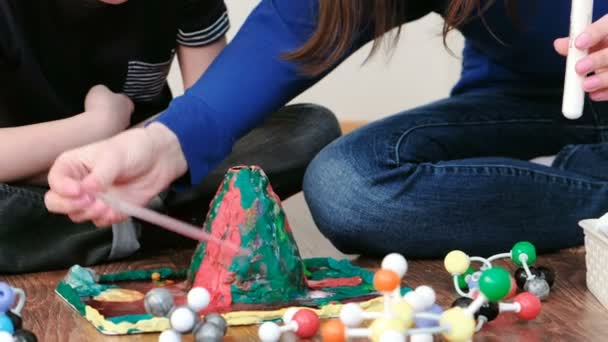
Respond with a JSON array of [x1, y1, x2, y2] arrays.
[[107, 314, 153, 324], [99, 268, 186, 283], [56, 281, 87, 315], [64, 265, 114, 296]]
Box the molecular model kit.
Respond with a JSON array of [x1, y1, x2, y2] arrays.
[[255, 241, 551, 342], [0, 282, 37, 342]]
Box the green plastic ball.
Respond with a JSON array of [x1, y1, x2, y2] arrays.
[[511, 241, 537, 266], [479, 267, 511, 301], [457, 266, 475, 290]]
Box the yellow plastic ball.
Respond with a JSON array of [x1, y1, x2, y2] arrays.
[[369, 318, 406, 342], [439, 307, 476, 342], [390, 300, 414, 328], [444, 250, 470, 275]]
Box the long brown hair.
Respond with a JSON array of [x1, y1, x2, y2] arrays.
[[285, 0, 517, 76]]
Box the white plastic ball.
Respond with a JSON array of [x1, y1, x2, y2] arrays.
[[0, 332, 12, 342], [187, 287, 211, 312], [379, 330, 405, 342], [170, 306, 197, 333], [339, 303, 364, 327], [409, 334, 434, 342], [159, 329, 182, 342], [283, 307, 300, 324], [414, 286, 436, 310], [381, 253, 408, 278], [403, 291, 426, 312], [258, 322, 282, 342]]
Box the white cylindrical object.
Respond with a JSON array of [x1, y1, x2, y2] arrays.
[[498, 302, 520, 313], [563, 0, 594, 119]]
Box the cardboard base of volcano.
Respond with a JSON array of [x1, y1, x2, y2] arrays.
[[56, 261, 408, 335]]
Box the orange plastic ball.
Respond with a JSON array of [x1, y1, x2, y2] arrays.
[[374, 269, 400, 293], [321, 320, 346, 342]]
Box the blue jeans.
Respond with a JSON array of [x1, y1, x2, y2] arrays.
[[303, 92, 608, 258]]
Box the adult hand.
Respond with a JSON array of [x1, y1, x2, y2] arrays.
[[555, 15, 608, 101], [44, 123, 188, 227]]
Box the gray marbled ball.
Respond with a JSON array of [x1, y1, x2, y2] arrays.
[[193, 322, 224, 342], [203, 313, 227, 335], [144, 288, 174, 317], [524, 277, 551, 301]]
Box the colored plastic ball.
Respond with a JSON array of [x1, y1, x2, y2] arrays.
[[170, 306, 198, 333], [193, 322, 224, 342], [457, 267, 475, 291], [187, 287, 211, 312], [536, 266, 555, 287], [144, 288, 174, 317], [524, 278, 551, 301], [390, 300, 414, 328], [381, 254, 408, 278], [466, 271, 481, 290], [13, 330, 38, 342], [202, 313, 227, 335], [374, 269, 400, 293], [444, 251, 470, 275], [439, 307, 476, 342], [258, 322, 281, 342], [321, 320, 346, 342], [340, 303, 364, 327], [415, 304, 443, 328], [514, 267, 536, 290], [403, 291, 426, 312], [0, 314, 14, 334], [159, 329, 182, 342], [511, 241, 537, 266], [292, 309, 320, 338], [0, 331, 13, 342], [505, 276, 518, 299], [379, 330, 406, 342], [7, 311, 22, 330], [478, 302, 499, 322], [370, 318, 406, 342], [283, 307, 300, 324], [514, 292, 542, 320], [0, 283, 14, 314], [479, 267, 511, 301], [415, 286, 436, 310]]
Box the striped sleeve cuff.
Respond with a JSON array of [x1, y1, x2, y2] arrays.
[[177, 11, 230, 47]]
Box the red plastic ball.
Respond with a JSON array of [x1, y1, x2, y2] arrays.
[[505, 276, 518, 299], [514, 292, 541, 320], [293, 309, 320, 338]]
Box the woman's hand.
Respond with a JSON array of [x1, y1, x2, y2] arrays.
[[44, 123, 188, 227], [555, 15, 608, 101]]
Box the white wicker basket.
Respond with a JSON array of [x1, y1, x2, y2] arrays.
[[580, 216, 608, 309]]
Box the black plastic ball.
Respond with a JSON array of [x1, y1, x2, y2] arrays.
[[514, 267, 537, 290], [6, 311, 22, 330], [536, 266, 555, 287], [13, 329, 38, 342], [478, 302, 500, 322]]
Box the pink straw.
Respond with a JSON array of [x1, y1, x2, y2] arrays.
[[96, 192, 249, 256]]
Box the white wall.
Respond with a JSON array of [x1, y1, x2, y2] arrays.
[[168, 0, 464, 121]]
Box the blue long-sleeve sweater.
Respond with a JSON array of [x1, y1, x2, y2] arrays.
[[155, 0, 608, 185]]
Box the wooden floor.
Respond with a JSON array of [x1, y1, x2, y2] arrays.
[[1, 233, 607, 341]]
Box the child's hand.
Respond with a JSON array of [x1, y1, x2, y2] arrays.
[[555, 16, 608, 101], [84, 85, 134, 133]]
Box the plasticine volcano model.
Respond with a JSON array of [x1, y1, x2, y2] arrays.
[[56, 166, 405, 335]]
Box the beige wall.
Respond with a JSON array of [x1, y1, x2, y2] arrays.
[[168, 0, 464, 121]]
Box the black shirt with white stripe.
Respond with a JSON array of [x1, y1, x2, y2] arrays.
[[0, 0, 229, 127]]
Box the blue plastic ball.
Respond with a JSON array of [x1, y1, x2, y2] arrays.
[[414, 304, 444, 328], [0, 314, 14, 334], [0, 283, 14, 314]]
